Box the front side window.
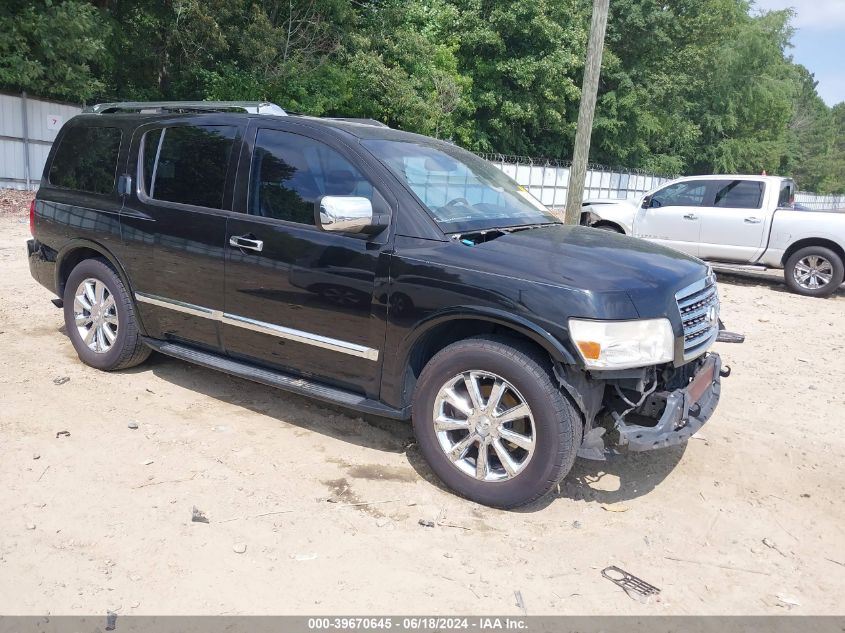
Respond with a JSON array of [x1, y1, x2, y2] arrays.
[[142, 125, 236, 209], [250, 129, 374, 225], [362, 138, 556, 233], [713, 180, 764, 209], [650, 181, 708, 208], [49, 126, 122, 194]]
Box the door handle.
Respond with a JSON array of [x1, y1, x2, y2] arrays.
[[683, 213, 698, 220], [744, 217, 762, 224], [229, 235, 264, 252]]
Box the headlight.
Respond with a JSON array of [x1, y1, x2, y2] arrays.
[[569, 318, 674, 370]]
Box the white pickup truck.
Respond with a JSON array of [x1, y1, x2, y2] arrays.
[[584, 175, 845, 297]]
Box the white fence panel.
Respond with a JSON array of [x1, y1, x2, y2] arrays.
[[0, 92, 82, 190]]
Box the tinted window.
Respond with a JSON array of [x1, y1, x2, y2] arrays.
[[143, 126, 236, 209], [778, 180, 795, 207], [713, 180, 764, 209], [49, 126, 122, 194], [650, 181, 708, 208], [250, 129, 373, 225]]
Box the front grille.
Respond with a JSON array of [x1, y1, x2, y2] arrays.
[[676, 275, 720, 359]]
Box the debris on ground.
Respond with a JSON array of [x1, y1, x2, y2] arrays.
[[601, 565, 661, 603], [0, 189, 33, 217], [53, 376, 70, 386], [514, 590, 527, 615], [763, 537, 787, 557], [105, 611, 117, 631], [127, 421, 139, 430], [32, 454, 40, 460], [191, 506, 209, 523], [776, 594, 801, 609], [55, 431, 70, 438], [292, 552, 317, 561], [418, 519, 435, 528], [232, 542, 247, 554], [25, 523, 35, 530], [600, 503, 629, 513]]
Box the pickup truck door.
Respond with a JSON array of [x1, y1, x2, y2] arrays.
[[633, 180, 709, 257], [118, 119, 243, 351], [221, 122, 393, 396], [697, 179, 768, 262]]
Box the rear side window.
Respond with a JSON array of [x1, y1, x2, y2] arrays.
[[778, 180, 795, 207], [142, 125, 236, 209], [49, 126, 122, 194], [713, 180, 764, 209]]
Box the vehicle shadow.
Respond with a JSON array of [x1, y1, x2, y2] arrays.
[[715, 269, 845, 298], [134, 352, 414, 454], [61, 325, 691, 511]]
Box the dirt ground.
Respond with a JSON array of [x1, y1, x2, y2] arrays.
[[1, 200, 844, 616]]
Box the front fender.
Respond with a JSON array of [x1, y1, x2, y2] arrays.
[[400, 305, 579, 367]]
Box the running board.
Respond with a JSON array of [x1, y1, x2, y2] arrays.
[[143, 338, 410, 421], [710, 262, 769, 273]]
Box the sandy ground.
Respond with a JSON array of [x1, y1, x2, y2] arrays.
[[1, 206, 844, 616]]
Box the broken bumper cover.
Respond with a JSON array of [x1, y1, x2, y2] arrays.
[[617, 353, 722, 452]]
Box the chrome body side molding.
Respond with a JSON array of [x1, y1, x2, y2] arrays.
[[135, 292, 379, 361]]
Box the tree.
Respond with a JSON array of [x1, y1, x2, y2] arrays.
[[0, 0, 109, 101]]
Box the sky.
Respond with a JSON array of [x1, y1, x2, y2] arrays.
[[752, 0, 845, 106]]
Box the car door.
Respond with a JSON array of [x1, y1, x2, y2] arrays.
[[697, 179, 767, 262], [634, 180, 710, 256], [117, 118, 243, 351], [222, 123, 393, 396]]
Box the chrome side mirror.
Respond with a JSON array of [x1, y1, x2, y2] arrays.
[[316, 196, 374, 233]]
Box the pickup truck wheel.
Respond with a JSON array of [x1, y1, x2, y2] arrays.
[[784, 246, 844, 298], [63, 258, 150, 371], [412, 336, 581, 508]]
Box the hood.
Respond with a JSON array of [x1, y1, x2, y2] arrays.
[[459, 224, 709, 318]]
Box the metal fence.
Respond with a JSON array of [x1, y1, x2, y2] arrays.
[[0, 92, 843, 211], [794, 191, 845, 211], [485, 153, 845, 211], [479, 153, 673, 209], [0, 91, 82, 190]]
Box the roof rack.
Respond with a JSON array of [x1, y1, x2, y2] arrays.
[[323, 117, 389, 128], [84, 101, 287, 116]]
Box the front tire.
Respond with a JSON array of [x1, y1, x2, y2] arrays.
[[63, 258, 150, 371], [784, 246, 844, 298], [412, 336, 582, 508]]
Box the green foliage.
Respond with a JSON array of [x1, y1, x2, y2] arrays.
[[0, 0, 842, 192], [0, 0, 109, 101]]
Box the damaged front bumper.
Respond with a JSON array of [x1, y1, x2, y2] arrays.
[[575, 352, 726, 459], [616, 353, 722, 451]]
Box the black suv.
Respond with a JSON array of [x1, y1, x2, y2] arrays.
[[28, 101, 726, 508]]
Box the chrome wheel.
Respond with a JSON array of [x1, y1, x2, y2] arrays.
[[433, 371, 535, 482], [73, 278, 118, 353], [794, 255, 833, 290]]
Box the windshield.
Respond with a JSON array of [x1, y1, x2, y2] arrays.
[[362, 138, 558, 233]]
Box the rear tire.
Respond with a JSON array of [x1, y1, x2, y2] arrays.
[[412, 336, 581, 508], [63, 258, 150, 371], [784, 246, 844, 298]]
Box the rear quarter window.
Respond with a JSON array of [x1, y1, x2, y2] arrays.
[[49, 126, 123, 194]]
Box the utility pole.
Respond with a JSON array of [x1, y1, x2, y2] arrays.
[[564, 0, 610, 225]]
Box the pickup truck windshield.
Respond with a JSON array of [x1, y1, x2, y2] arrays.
[[362, 139, 558, 233]]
